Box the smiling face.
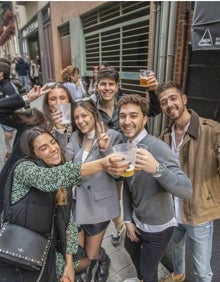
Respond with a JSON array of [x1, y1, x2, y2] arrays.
[[97, 78, 118, 102], [47, 88, 70, 112], [159, 87, 188, 121], [73, 106, 95, 134], [119, 103, 147, 142], [32, 133, 62, 166]]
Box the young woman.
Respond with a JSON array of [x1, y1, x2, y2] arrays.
[[0, 126, 129, 282], [58, 99, 123, 282], [42, 82, 76, 140], [61, 65, 87, 101]]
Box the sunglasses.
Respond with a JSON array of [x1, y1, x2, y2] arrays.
[[46, 81, 64, 89]]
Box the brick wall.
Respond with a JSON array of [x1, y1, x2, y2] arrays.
[[173, 2, 193, 87]]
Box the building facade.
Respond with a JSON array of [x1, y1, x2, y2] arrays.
[[2, 1, 218, 132]]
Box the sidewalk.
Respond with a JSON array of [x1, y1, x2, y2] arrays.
[[0, 125, 170, 281], [103, 221, 170, 281]]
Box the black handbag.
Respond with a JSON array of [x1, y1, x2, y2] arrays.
[[0, 221, 51, 271]]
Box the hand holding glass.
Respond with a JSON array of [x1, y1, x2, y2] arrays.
[[135, 144, 148, 171], [113, 143, 137, 177], [55, 103, 71, 125], [140, 69, 152, 87]]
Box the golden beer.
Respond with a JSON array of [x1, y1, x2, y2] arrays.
[[121, 164, 135, 177]]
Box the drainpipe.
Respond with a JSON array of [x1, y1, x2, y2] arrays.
[[158, 1, 170, 82], [165, 1, 178, 80], [152, 2, 170, 136], [160, 1, 178, 131]]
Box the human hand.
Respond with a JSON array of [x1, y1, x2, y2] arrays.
[[135, 148, 159, 174], [26, 84, 52, 102], [60, 264, 75, 282], [146, 72, 159, 91], [101, 153, 130, 175], [52, 107, 66, 130], [96, 121, 110, 150], [125, 222, 141, 242]]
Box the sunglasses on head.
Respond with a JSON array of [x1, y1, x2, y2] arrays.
[[46, 81, 64, 89]]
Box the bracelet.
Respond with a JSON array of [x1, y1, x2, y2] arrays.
[[22, 95, 30, 108]]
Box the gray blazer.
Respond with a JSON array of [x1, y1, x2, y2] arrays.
[[65, 129, 123, 225]]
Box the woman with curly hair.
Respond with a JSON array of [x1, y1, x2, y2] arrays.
[[61, 65, 87, 101]]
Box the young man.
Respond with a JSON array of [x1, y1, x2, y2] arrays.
[[157, 81, 220, 282], [117, 94, 192, 282], [94, 67, 125, 246], [94, 67, 161, 246]]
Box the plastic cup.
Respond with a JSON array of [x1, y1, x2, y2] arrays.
[[55, 103, 71, 125], [113, 143, 137, 177], [140, 69, 152, 87], [135, 143, 148, 171]]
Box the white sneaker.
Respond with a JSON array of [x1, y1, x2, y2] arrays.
[[123, 278, 139, 282]]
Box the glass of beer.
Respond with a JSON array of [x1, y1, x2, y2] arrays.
[[135, 144, 148, 171], [113, 143, 137, 177], [140, 69, 152, 87]]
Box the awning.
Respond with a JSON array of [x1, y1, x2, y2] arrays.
[[191, 1, 220, 50]]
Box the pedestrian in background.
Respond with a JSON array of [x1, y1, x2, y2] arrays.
[[15, 55, 30, 92], [117, 94, 192, 282], [61, 65, 87, 101], [157, 81, 220, 282]]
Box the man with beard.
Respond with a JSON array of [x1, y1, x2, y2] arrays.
[[157, 81, 220, 282]]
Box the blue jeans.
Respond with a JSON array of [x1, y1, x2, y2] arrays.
[[19, 75, 29, 92], [171, 222, 213, 282]]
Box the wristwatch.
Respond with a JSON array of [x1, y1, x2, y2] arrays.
[[22, 95, 30, 108], [153, 163, 165, 178]]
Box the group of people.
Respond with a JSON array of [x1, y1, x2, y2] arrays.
[[0, 62, 219, 282]]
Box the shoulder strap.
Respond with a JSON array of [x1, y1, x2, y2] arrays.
[[10, 81, 20, 96]]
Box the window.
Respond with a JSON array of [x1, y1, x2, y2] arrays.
[[81, 1, 150, 95]]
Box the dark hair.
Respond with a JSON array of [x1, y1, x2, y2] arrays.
[[100, 61, 111, 68], [42, 83, 76, 131], [156, 81, 183, 99], [117, 94, 149, 116], [16, 107, 47, 127], [20, 127, 56, 158], [0, 62, 11, 79], [97, 66, 119, 84], [20, 127, 68, 205], [73, 99, 103, 145]]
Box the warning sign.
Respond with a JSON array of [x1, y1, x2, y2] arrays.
[[198, 29, 213, 47]]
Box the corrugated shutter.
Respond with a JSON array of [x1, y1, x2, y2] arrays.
[[81, 1, 150, 95]]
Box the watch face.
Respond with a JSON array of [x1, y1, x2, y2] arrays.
[[157, 164, 165, 173]]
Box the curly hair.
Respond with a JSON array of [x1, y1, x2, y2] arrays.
[[61, 65, 79, 82]]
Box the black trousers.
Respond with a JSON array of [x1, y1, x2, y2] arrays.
[[125, 226, 174, 282]]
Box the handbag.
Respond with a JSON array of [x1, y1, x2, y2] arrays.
[[0, 221, 51, 271]]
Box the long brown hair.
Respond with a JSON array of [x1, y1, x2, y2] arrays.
[[20, 126, 68, 205], [42, 83, 76, 131], [73, 99, 103, 146]]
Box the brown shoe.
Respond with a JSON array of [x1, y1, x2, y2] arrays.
[[160, 273, 185, 282]]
